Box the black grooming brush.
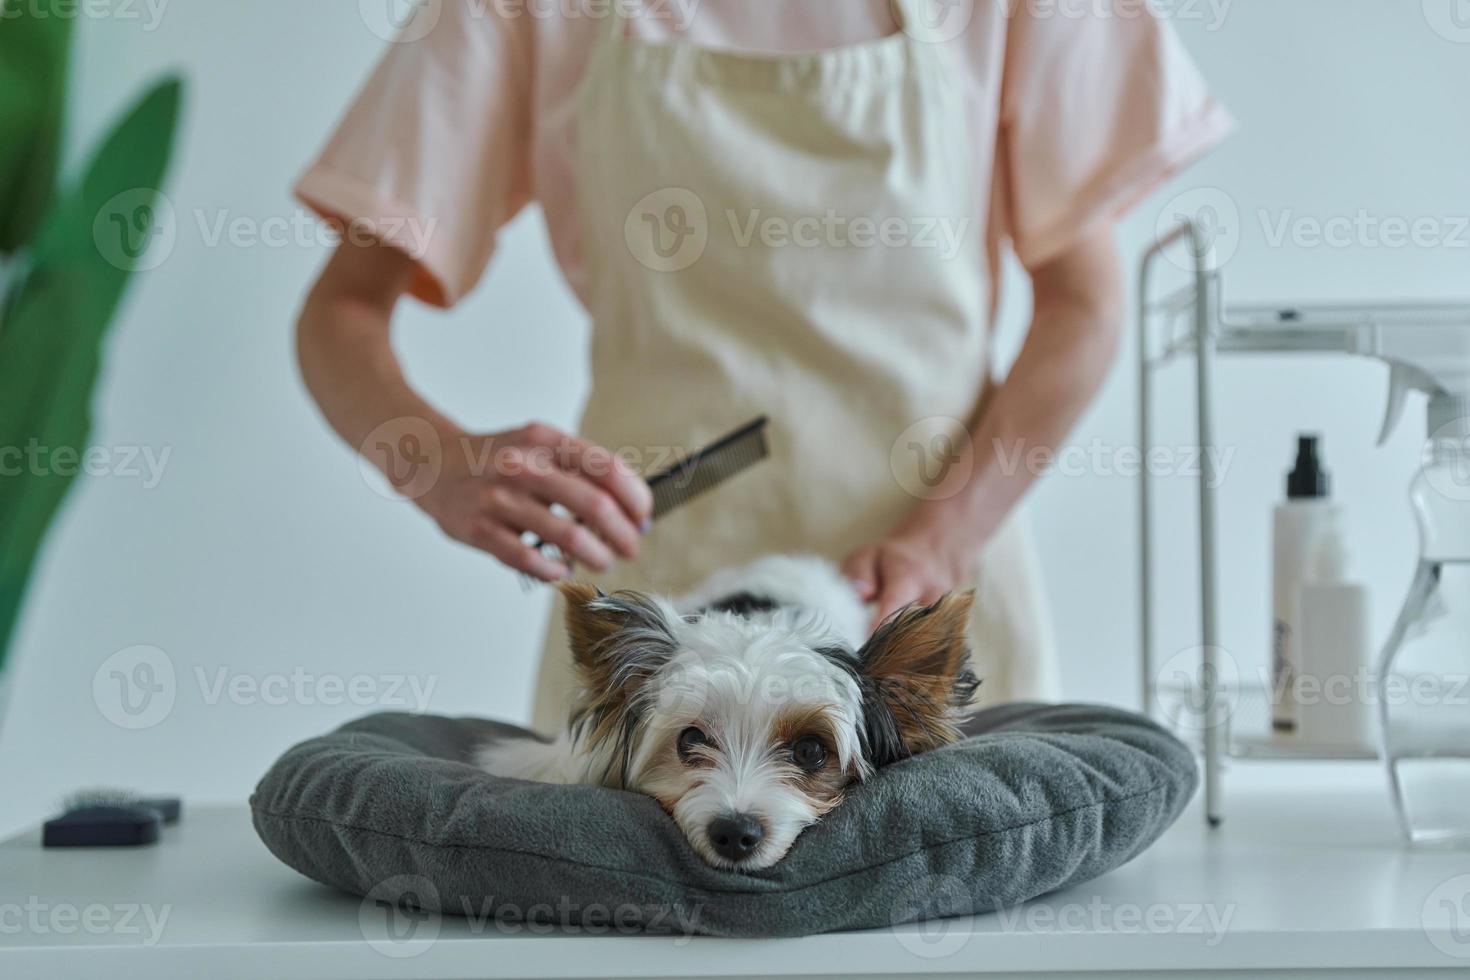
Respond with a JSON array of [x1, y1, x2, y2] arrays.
[[528, 416, 770, 575], [43, 790, 182, 848]]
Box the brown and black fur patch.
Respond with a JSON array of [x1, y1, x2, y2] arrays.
[[560, 581, 678, 785], [700, 591, 781, 617], [769, 704, 852, 815], [770, 703, 838, 750], [852, 591, 980, 767]]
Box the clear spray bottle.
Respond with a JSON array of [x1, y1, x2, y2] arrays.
[[1374, 355, 1470, 845]]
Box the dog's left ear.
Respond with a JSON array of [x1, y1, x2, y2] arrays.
[[856, 591, 980, 767]]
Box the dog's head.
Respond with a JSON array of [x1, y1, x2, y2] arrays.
[[560, 581, 978, 870]]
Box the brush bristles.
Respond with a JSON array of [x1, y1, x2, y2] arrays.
[[62, 789, 142, 811]]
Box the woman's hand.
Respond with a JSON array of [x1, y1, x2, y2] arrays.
[[297, 243, 654, 581], [840, 505, 980, 630], [416, 422, 653, 582]]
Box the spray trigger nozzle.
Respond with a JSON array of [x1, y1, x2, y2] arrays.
[[1377, 363, 1448, 446], [1378, 365, 1412, 446]]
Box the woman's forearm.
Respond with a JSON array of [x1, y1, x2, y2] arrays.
[[913, 229, 1124, 545], [843, 229, 1126, 619], [296, 241, 464, 475]]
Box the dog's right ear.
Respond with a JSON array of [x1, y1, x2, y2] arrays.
[[560, 581, 620, 669], [560, 581, 677, 677], [560, 581, 678, 782]]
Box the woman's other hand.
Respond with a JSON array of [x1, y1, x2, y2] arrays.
[[841, 508, 977, 630]]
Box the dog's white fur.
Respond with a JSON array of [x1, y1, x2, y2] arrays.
[[476, 555, 972, 871]]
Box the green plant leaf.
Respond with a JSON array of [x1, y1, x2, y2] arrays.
[[0, 75, 183, 667], [0, 0, 73, 252]]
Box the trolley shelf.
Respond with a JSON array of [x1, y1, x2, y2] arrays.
[[1152, 679, 1380, 762], [1144, 298, 1470, 366]]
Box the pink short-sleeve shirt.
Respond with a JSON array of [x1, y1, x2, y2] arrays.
[[296, 0, 1232, 309]]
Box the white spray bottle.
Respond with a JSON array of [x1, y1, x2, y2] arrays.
[[1367, 333, 1470, 845]]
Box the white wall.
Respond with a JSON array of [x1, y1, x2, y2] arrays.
[[3, 0, 1468, 836]]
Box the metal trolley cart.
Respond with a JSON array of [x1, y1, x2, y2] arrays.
[[1136, 218, 1470, 826]]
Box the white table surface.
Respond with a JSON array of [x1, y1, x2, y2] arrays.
[[2, 761, 1468, 980]]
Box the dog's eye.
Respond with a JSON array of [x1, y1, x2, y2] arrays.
[[677, 726, 709, 762], [791, 735, 827, 772]]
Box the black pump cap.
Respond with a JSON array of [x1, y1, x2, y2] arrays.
[[1287, 434, 1330, 499]]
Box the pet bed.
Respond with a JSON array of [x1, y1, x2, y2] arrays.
[[250, 702, 1195, 937]]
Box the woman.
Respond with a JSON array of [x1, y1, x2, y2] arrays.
[[295, 0, 1231, 732]]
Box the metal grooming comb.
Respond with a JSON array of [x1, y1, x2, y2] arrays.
[[646, 415, 769, 519], [525, 416, 770, 581]]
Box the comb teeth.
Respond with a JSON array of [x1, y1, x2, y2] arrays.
[[649, 416, 769, 519]]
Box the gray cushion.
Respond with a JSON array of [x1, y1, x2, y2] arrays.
[[250, 702, 1195, 937]]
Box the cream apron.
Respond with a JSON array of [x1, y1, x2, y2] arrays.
[[530, 1, 1059, 732]]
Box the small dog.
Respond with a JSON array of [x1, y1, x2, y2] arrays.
[[476, 555, 978, 870]]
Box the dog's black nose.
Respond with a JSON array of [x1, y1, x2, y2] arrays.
[[708, 814, 765, 862]]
